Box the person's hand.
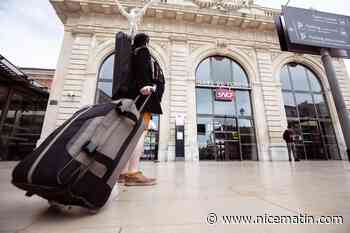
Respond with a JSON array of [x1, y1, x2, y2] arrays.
[[140, 86, 153, 96]]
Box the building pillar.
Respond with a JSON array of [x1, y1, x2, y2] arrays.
[[256, 49, 287, 161], [39, 31, 75, 144], [39, 31, 94, 145], [167, 36, 191, 161], [251, 82, 271, 161], [329, 59, 350, 160]]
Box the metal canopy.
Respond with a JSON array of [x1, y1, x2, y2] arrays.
[[0, 54, 49, 97]]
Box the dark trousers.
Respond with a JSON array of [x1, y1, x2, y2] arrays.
[[287, 142, 298, 161]]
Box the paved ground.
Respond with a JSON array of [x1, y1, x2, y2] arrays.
[[1, 161, 350, 233]]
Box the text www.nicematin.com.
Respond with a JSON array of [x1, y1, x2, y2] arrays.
[[206, 213, 344, 225]]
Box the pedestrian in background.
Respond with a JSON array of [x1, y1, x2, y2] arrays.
[[283, 126, 300, 162]]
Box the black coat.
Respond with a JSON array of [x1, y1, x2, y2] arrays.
[[283, 129, 294, 143], [132, 46, 163, 114]]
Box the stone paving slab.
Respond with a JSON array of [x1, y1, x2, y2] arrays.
[[1, 161, 350, 233]]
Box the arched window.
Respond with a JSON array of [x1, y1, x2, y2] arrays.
[[281, 63, 340, 160], [196, 56, 249, 87], [95, 54, 114, 104], [196, 56, 257, 161], [95, 53, 162, 161]]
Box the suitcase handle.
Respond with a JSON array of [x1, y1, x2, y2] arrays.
[[89, 87, 155, 156], [135, 84, 156, 112]]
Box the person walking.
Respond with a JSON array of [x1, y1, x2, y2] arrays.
[[116, 33, 164, 186], [283, 126, 300, 162]]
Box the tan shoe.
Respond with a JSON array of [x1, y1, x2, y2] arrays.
[[118, 173, 128, 184], [125, 171, 157, 186]]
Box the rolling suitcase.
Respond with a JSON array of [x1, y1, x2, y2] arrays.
[[12, 95, 150, 210], [12, 31, 148, 211]]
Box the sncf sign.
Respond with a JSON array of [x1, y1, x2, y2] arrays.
[[215, 88, 235, 101]]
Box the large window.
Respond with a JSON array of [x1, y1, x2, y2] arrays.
[[96, 53, 161, 160], [196, 56, 257, 161], [0, 88, 48, 161], [281, 63, 340, 160]]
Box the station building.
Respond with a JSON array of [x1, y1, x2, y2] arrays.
[[43, 0, 350, 161]]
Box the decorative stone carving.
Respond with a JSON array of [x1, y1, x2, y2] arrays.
[[216, 39, 229, 48], [192, 0, 254, 11]]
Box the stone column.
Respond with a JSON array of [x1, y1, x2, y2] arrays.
[[38, 30, 74, 144], [329, 59, 350, 160], [255, 49, 287, 160], [167, 36, 190, 161], [251, 81, 271, 161], [38, 31, 94, 145], [56, 32, 93, 126]]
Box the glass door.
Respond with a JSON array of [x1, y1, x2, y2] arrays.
[[212, 116, 241, 161]]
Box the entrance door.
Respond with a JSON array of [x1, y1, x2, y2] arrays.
[[212, 117, 241, 160], [195, 56, 257, 161]]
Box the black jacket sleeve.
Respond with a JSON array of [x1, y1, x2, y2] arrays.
[[133, 47, 153, 90]]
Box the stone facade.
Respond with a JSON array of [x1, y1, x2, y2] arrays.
[[42, 0, 350, 161]]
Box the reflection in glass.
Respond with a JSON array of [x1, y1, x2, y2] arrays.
[[196, 89, 213, 114], [238, 119, 254, 134], [307, 70, 322, 92], [99, 55, 114, 81], [289, 65, 310, 91], [241, 146, 258, 160], [280, 66, 292, 90], [142, 114, 160, 161], [211, 57, 232, 83], [196, 56, 249, 87], [196, 58, 211, 82], [319, 121, 335, 136], [300, 120, 319, 134], [213, 117, 237, 131], [96, 54, 114, 103], [314, 94, 329, 118], [232, 62, 249, 87], [304, 143, 325, 160], [240, 135, 256, 144], [283, 92, 297, 117], [97, 82, 112, 102], [295, 93, 316, 118], [281, 63, 340, 160], [236, 91, 252, 117], [214, 99, 236, 116]]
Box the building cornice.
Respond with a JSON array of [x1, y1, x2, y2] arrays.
[[50, 0, 279, 31]]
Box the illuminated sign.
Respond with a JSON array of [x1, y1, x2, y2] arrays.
[[215, 88, 235, 101]]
